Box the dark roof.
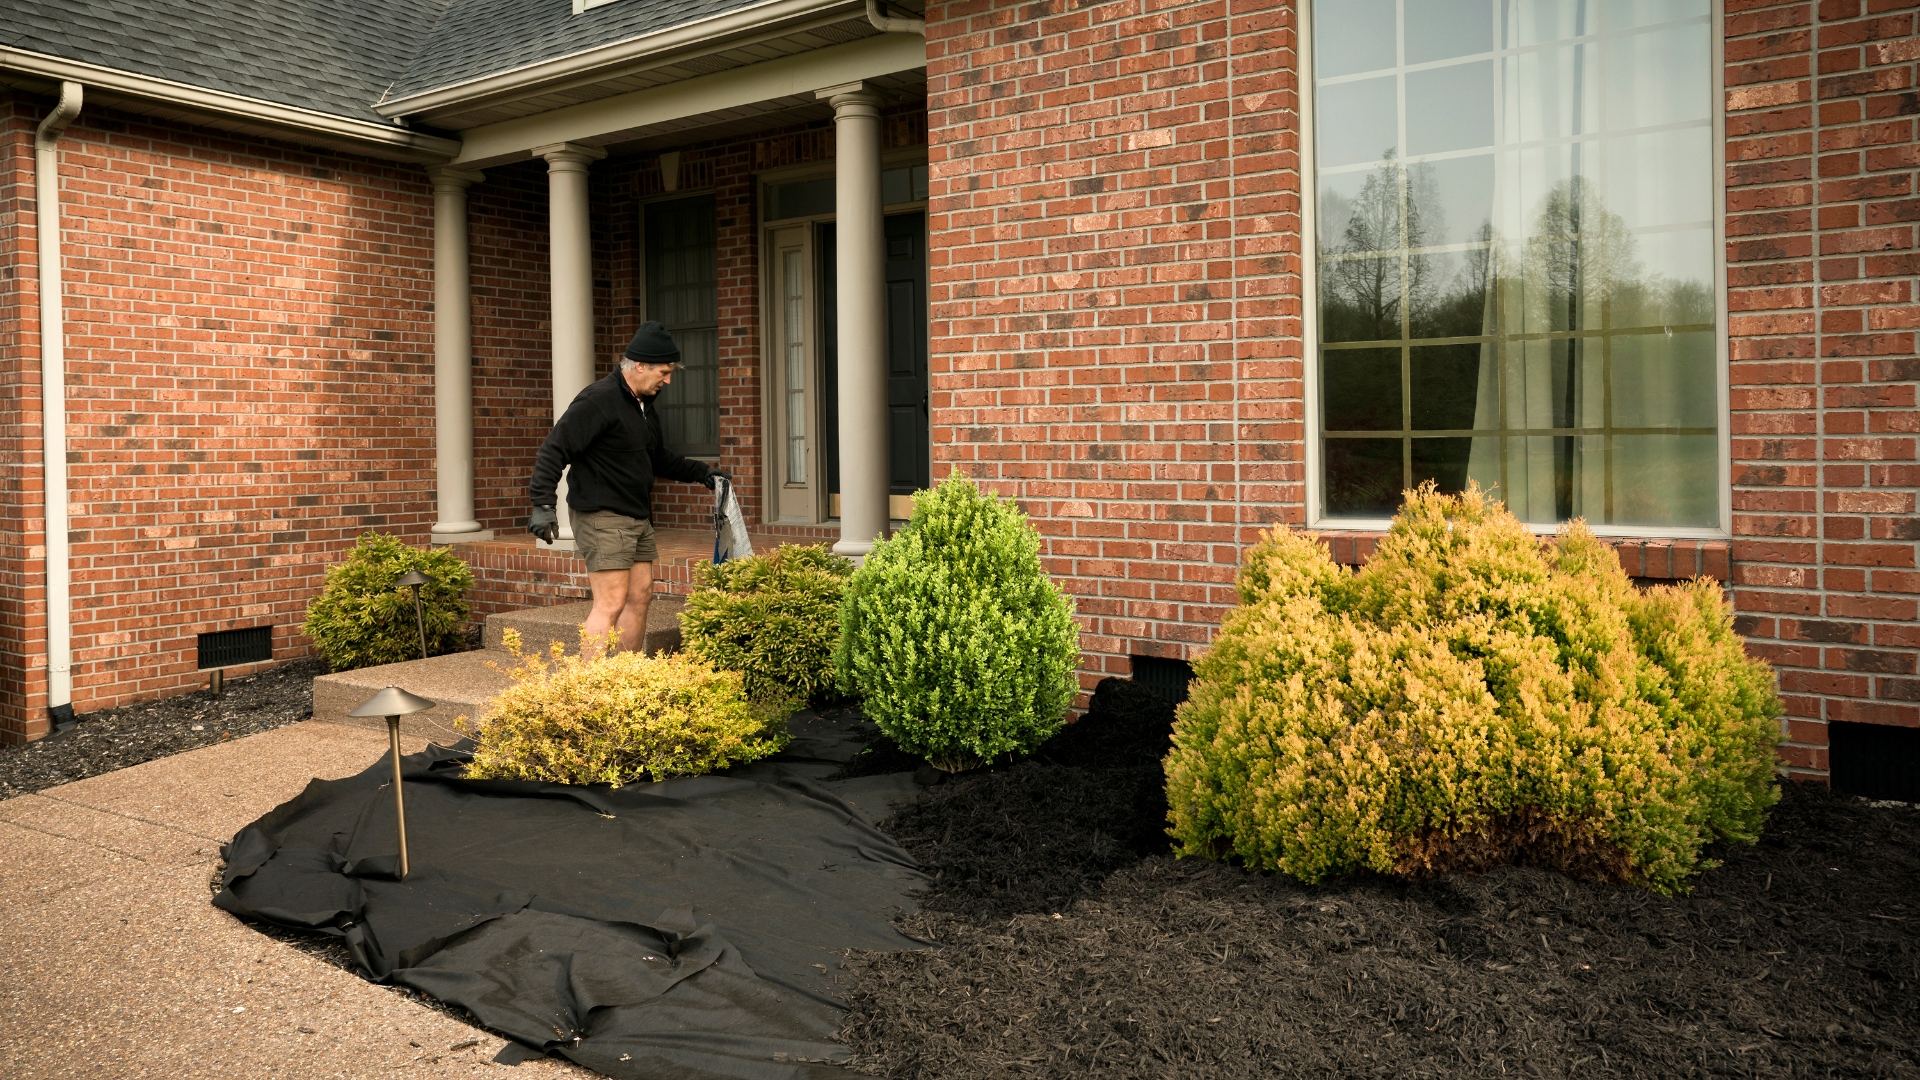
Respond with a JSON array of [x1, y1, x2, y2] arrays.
[[5, 0, 815, 122], [386, 0, 776, 102], [3, 0, 453, 123]]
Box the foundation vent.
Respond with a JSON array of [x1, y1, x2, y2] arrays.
[[1130, 655, 1195, 706], [198, 626, 273, 670], [1830, 721, 1920, 804]]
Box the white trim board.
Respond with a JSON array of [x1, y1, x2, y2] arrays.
[[450, 33, 925, 168], [384, 0, 872, 119], [1298, 0, 1731, 540], [0, 46, 461, 163]]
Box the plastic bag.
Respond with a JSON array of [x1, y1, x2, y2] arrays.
[[712, 478, 753, 565]]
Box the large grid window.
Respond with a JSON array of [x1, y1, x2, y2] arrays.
[[644, 195, 720, 456], [1313, 0, 1720, 528]]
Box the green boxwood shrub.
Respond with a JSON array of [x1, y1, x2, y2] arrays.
[[835, 470, 1081, 772], [460, 631, 788, 786], [1165, 484, 1781, 895], [679, 544, 853, 711], [302, 533, 475, 671]]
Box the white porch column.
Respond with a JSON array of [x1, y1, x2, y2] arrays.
[[427, 166, 491, 545], [818, 82, 889, 561], [535, 141, 607, 545]]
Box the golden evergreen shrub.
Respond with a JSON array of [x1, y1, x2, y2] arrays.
[[1165, 484, 1781, 894], [459, 630, 789, 786], [679, 544, 853, 712]]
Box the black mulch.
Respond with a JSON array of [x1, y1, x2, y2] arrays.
[[836, 679, 1920, 1079], [0, 658, 327, 798]]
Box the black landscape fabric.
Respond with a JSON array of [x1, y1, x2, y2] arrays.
[[212, 713, 926, 1080]]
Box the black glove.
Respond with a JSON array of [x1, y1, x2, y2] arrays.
[[527, 505, 558, 544], [701, 466, 733, 491]]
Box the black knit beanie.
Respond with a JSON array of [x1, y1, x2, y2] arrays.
[[624, 320, 679, 363]]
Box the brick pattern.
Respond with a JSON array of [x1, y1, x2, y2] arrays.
[[470, 159, 557, 535], [0, 93, 929, 740], [1, 95, 43, 737], [924, 0, 1305, 695], [1724, 0, 1920, 777], [0, 95, 447, 741]]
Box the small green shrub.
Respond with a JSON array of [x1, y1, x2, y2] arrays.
[[680, 544, 853, 711], [302, 533, 474, 671], [1165, 483, 1781, 895], [835, 470, 1081, 772], [460, 630, 789, 786]]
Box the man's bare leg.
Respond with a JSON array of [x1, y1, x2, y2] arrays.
[[583, 562, 655, 660], [583, 568, 632, 660], [613, 562, 655, 656]]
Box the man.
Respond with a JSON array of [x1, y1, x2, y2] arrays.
[[528, 321, 728, 658]]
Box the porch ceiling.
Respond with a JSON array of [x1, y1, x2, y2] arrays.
[[594, 67, 923, 156], [446, 32, 924, 169], [400, 13, 889, 130]]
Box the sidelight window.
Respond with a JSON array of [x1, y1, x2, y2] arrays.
[[1310, 0, 1724, 530]]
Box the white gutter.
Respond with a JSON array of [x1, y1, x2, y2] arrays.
[[865, 0, 925, 35], [35, 81, 81, 731], [375, 0, 870, 118], [0, 46, 461, 162]]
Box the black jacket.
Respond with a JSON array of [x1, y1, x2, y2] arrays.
[[529, 371, 711, 521]]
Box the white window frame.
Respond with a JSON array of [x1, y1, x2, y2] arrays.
[[1300, 0, 1731, 539], [756, 150, 931, 526]]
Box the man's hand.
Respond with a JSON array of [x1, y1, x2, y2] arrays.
[[527, 505, 558, 544], [701, 465, 733, 491]]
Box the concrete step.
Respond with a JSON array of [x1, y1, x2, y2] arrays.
[[312, 650, 514, 741], [483, 594, 684, 658], [314, 596, 688, 741]]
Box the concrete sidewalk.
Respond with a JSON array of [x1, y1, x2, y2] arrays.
[[0, 720, 592, 1079]]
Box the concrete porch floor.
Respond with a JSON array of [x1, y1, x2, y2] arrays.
[[0, 719, 593, 1079]]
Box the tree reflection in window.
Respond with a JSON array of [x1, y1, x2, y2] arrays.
[[1313, 0, 1720, 529]]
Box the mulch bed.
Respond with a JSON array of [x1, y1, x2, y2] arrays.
[[836, 680, 1920, 1079], [54, 658, 1916, 1077], [0, 658, 327, 799]]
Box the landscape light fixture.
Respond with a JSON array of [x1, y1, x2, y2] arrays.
[[346, 685, 436, 879], [395, 568, 431, 660]]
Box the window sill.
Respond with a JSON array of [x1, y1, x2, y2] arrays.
[[1312, 530, 1730, 582]]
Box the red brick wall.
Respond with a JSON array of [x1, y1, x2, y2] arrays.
[[1, 93, 44, 739], [923, 0, 1304, 693], [0, 93, 451, 742], [469, 159, 556, 534], [1724, 0, 1919, 779], [925, 0, 1920, 775]]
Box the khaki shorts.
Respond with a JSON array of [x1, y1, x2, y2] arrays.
[[572, 510, 658, 572]]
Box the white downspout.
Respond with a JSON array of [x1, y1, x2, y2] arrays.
[[35, 81, 82, 731], [865, 0, 925, 34]]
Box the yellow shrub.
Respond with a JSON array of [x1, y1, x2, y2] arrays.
[[1166, 484, 1781, 894], [459, 630, 789, 786]]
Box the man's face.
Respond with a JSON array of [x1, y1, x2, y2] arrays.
[[624, 360, 676, 396]]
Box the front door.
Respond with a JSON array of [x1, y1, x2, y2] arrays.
[[821, 212, 929, 516]]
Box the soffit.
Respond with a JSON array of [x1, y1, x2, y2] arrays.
[[591, 67, 923, 157], [393, 13, 900, 130], [446, 32, 923, 167]]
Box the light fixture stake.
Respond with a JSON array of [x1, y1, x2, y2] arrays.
[[346, 685, 436, 879], [395, 568, 431, 660]]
